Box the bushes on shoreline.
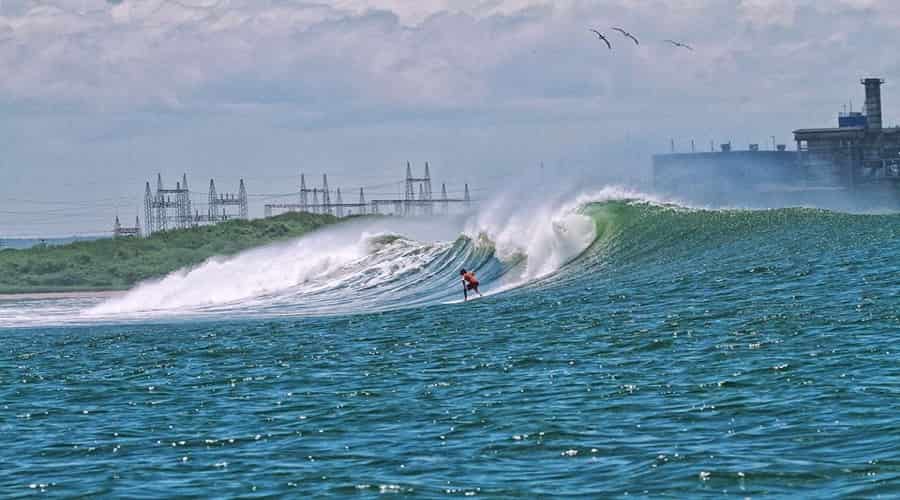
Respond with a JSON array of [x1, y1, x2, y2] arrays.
[[0, 212, 340, 293]]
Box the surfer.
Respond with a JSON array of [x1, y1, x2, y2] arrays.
[[460, 269, 482, 301]]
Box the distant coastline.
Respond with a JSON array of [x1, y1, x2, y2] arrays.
[[0, 290, 124, 301], [0, 236, 104, 251], [0, 212, 341, 295]]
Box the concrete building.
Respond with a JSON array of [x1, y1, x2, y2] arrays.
[[795, 78, 900, 187], [653, 77, 900, 199], [653, 145, 799, 195]]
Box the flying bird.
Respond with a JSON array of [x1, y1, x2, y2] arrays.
[[664, 39, 694, 51], [589, 29, 612, 50], [612, 27, 639, 45]]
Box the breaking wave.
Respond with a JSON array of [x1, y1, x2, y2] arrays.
[[4, 185, 897, 327]]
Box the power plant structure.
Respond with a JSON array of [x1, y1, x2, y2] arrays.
[[143, 174, 248, 236], [653, 77, 900, 199], [795, 78, 900, 186], [264, 163, 472, 218], [113, 215, 141, 238], [265, 173, 369, 218]]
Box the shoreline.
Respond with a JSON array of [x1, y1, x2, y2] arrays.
[[0, 212, 340, 297], [0, 290, 125, 301]]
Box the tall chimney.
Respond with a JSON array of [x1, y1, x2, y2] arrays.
[[862, 78, 884, 130]]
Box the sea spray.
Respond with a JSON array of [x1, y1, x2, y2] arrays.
[[10, 187, 897, 328], [84, 190, 606, 318]]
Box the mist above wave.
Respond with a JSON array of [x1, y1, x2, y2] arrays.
[[85, 189, 605, 318]]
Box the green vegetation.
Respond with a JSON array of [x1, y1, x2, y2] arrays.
[[0, 212, 342, 294]]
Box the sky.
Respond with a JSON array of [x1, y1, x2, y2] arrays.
[[2, 0, 900, 236]]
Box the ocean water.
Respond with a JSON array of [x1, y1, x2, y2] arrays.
[[2, 191, 899, 497]]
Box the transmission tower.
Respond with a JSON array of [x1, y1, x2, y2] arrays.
[[181, 173, 192, 227], [300, 173, 309, 211], [144, 173, 192, 235], [208, 178, 248, 223], [424, 162, 433, 202], [322, 174, 331, 215], [208, 179, 218, 222], [144, 181, 153, 235], [404, 162, 415, 208], [336, 188, 344, 218], [403, 162, 434, 216], [239, 179, 248, 219], [155, 173, 165, 232], [266, 164, 473, 219], [113, 215, 141, 238]]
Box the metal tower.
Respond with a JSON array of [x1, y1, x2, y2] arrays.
[[404, 162, 415, 205], [336, 188, 344, 218], [322, 174, 331, 215], [266, 164, 474, 219], [208, 179, 218, 222], [181, 173, 192, 227], [143, 173, 247, 234], [144, 181, 153, 235], [423, 162, 433, 201], [239, 179, 248, 219], [144, 173, 192, 234], [155, 173, 166, 232], [404, 162, 434, 216], [114, 215, 141, 238], [300, 173, 308, 211], [208, 178, 248, 222]]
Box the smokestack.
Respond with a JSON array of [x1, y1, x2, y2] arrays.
[[862, 78, 884, 130]]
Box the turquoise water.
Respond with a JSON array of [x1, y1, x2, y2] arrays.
[[2, 199, 899, 497]]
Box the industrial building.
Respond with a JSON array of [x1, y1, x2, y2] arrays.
[[795, 78, 900, 187], [653, 77, 900, 199]]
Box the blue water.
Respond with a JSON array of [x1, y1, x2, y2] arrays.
[[2, 199, 899, 497]]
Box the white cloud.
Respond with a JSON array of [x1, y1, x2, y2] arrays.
[[6, 1, 900, 234], [2, 1, 900, 120]]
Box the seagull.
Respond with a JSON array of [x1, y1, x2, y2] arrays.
[[589, 29, 612, 50], [612, 27, 639, 45], [664, 39, 694, 51]]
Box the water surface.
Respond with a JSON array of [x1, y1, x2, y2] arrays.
[[3, 199, 899, 497]]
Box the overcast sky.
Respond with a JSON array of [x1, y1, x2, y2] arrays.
[[2, 0, 899, 236]]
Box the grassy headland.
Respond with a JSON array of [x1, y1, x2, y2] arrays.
[[0, 212, 341, 294]]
